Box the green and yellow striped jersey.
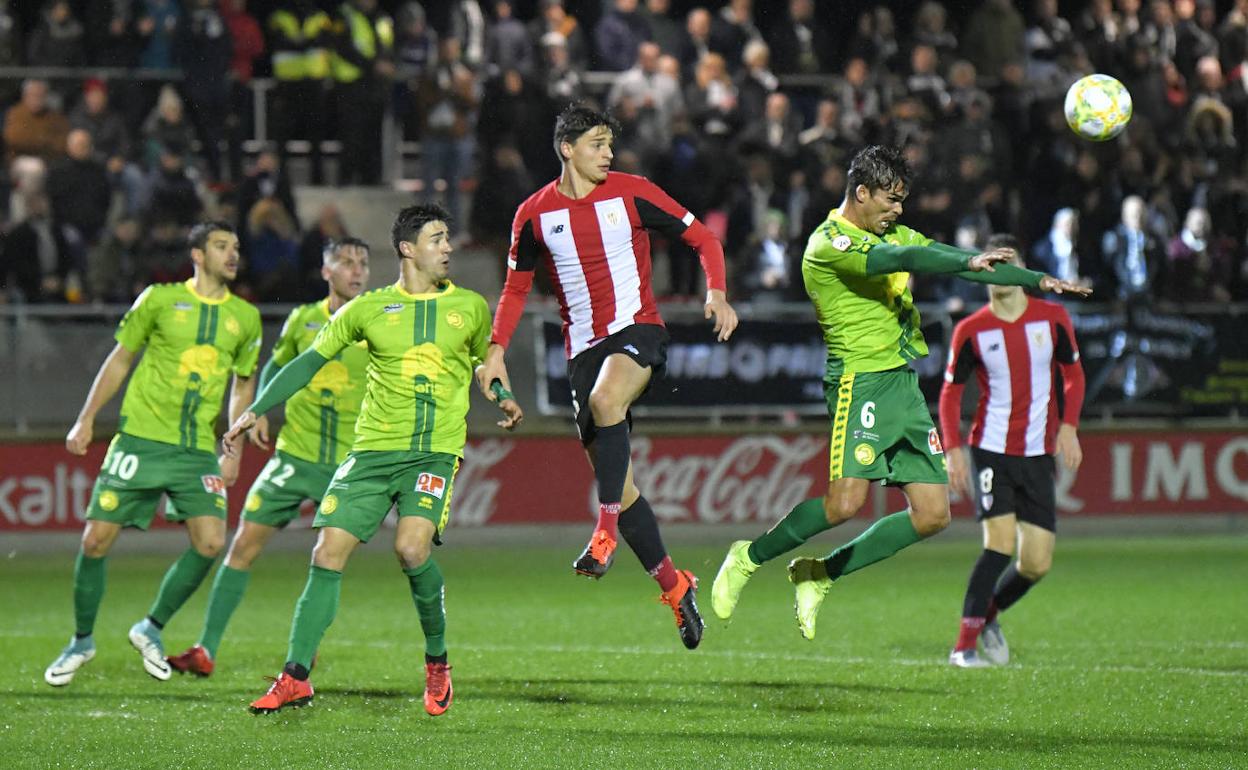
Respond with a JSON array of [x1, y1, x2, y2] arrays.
[[311, 281, 490, 456], [802, 208, 933, 377], [115, 280, 262, 452], [271, 299, 369, 466]]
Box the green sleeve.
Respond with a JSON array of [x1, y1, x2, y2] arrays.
[[864, 243, 972, 275], [469, 296, 490, 366], [258, 356, 282, 390], [232, 311, 263, 377], [250, 348, 329, 416], [114, 286, 158, 352], [955, 262, 1045, 288]]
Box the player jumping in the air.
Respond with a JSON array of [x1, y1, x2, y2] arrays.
[[225, 205, 522, 715], [940, 234, 1086, 667], [711, 146, 1090, 640], [476, 103, 738, 649], [45, 222, 261, 686], [166, 238, 372, 677]]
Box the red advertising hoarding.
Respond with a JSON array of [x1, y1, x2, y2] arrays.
[[2, 432, 1245, 531]]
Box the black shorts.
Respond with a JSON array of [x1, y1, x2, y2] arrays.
[[567, 323, 669, 446], [969, 447, 1057, 532]]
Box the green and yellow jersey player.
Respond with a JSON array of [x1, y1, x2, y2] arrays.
[[226, 204, 522, 717], [711, 145, 1090, 640], [46, 222, 262, 687], [166, 238, 373, 677]]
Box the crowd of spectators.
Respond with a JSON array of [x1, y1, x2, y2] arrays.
[[0, 0, 1247, 307]]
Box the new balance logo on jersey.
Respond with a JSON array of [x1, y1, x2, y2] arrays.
[[415, 473, 446, 499], [550, 224, 565, 234], [988, 343, 1001, 352]]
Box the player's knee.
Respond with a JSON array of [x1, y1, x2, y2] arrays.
[[225, 541, 260, 570], [193, 536, 225, 559], [80, 534, 111, 558], [1018, 556, 1051, 581], [395, 542, 431, 570], [821, 494, 861, 525], [911, 504, 951, 537], [587, 389, 625, 426]]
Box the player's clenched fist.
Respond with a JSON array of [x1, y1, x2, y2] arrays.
[[65, 421, 92, 456]]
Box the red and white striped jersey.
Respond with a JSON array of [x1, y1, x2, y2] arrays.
[[490, 172, 727, 359], [939, 298, 1085, 457]]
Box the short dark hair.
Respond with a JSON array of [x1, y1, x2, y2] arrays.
[[188, 221, 236, 251], [392, 204, 451, 257], [323, 236, 371, 263], [553, 102, 621, 161], [985, 233, 1020, 252], [846, 145, 913, 196]]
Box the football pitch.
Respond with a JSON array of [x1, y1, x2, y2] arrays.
[[2, 532, 1245, 769]]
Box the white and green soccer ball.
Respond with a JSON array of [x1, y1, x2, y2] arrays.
[[1064, 74, 1133, 141]]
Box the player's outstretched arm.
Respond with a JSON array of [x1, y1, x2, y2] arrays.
[[865, 242, 1011, 276], [66, 343, 137, 455], [222, 348, 328, 456], [704, 289, 739, 342]]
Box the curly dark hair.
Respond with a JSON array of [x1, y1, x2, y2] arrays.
[[846, 145, 914, 196]]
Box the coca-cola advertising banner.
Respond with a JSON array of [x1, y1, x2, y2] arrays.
[[2, 431, 1246, 531]]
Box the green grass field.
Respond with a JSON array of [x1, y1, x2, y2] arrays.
[[2, 533, 1245, 769]]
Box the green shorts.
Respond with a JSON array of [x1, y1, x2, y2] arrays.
[[242, 450, 337, 528], [314, 450, 461, 544], [87, 433, 228, 529], [825, 367, 947, 487]]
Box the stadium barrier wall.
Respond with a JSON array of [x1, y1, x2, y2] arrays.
[[2, 431, 1245, 531]]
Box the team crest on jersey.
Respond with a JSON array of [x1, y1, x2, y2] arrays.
[[605, 210, 622, 227], [415, 472, 447, 499], [98, 490, 119, 511], [201, 475, 227, 495], [927, 429, 944, 455], [321, 494, 338, 515], [854, 443, 876, 466], [832, 234, 852, 251], [445, 311, 464, 329], [225, 317, 241, 335], [383, 303, 404, 313]]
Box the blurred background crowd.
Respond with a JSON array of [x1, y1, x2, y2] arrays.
[[0, 0, 1246, 308]]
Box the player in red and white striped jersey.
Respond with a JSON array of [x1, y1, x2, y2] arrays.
[[938, 234, 1086, 667], [477, 104, 738, 649]]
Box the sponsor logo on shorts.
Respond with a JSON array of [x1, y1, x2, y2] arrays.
[[225, 317, 241, 336], [853, 430, 880, 442], [854, 443, 876, 466], [981, 494, 994, 511], [445, 311, 464, 329], [215, 496, 227, 509], [332, 457, 356, 481], [383, 303, 404, 313], [416, 473, 447, 499], [202, 475, 227, 495], [831, 234, 852, 251], [928, 429, 944, 455], [623, 344, 640, 356], [418, 496, 434, 509], [246, 493, 262, 512], [321, 494, 338, 515], [98, 490, 119, 511]]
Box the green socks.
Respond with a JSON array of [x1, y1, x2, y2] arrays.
[[823, 510, 922, 580], [198, 565, 251, 659], [287, 565, 342, 669], [405, 560, 446, 657], [73, 552, 107, 637], [148, 548, 217, 627], [747, 498, 830, 565]]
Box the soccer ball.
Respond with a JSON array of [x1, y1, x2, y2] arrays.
[[1064, 74, 1133, 141]]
